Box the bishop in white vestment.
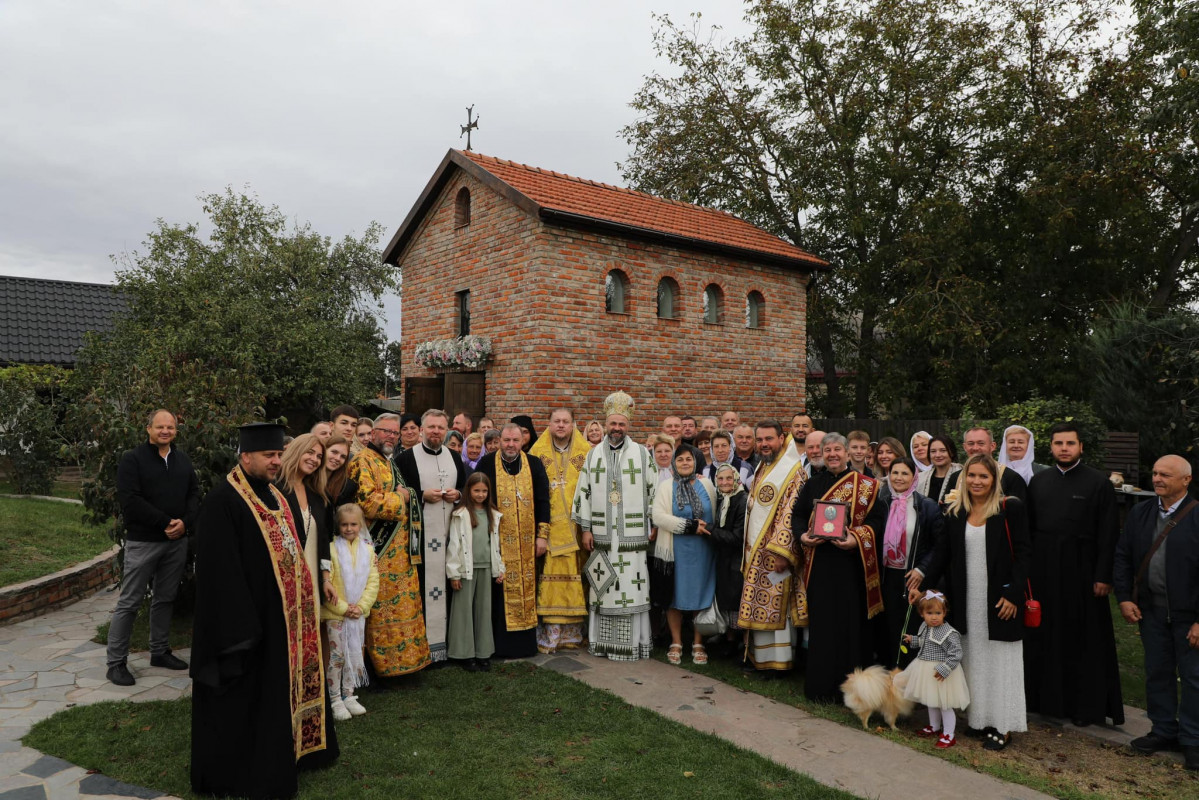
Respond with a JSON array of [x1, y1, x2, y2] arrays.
[[573, 391, 656, 661]]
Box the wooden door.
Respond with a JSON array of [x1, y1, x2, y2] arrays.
[[404, 376, 444, 418], [444, 371, 486, 420]]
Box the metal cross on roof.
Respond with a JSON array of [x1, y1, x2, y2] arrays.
[[460, 105, 480, 151]]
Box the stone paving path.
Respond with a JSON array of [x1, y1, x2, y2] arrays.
[[0, 591, 189, 800], [0, 588, 1170, 800]]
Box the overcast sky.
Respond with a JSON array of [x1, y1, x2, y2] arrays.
[[0, 1, 750, 339]]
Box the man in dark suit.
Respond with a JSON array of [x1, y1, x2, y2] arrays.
[[1114, 454, 1199, 770]]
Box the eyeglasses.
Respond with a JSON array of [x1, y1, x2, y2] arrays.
[[376, 428, 400, 438]]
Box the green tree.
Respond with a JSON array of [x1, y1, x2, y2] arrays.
[[0, 365, 70, 495], [70, 189, 396, 538], [622, 0, 1194, 417], [1089, 303, 1199, 473]]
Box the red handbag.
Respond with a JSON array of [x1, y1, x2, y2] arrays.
[[1002, 501, 1040, 628]]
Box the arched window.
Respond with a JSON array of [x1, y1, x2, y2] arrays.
[[657, 277, 680, 319], [454, 187, 471, 227], [702, 284, 724, 324], [605, 270, 629, 314], [746, 291, 765, 328]]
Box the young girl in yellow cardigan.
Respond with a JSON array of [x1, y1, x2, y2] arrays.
[[322, 504, 379, 721]]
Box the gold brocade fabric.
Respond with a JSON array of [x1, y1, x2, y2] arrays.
[[530, 430, 590, 623], [800, 470, 884, 619], [737, 459, 807, 632], [226, 467, 326, 760], [496, 453, 538, 631]]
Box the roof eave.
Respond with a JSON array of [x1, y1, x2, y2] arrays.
[[382, 150, 541, 266], [538, 208, 830, 272]]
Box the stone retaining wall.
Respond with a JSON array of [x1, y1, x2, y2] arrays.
[[0, 545, 119, 626]]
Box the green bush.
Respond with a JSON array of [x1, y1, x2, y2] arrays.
[[0, 366, 69, 495]]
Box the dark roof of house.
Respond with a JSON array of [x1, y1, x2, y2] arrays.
[[0, 275, 126, 366], [383, 149, 829, 272]]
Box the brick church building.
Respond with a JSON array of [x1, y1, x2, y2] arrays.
[[383, 149, 829, 435]]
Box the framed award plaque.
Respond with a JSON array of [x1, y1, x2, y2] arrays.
[[811, 499, 848, 541]]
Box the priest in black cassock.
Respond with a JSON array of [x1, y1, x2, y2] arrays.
[[190, 424, 338, 800], [792, 433, 888, 702], [944, 426, 1028, 503], [477, 422, 550, 658], [1024, 423, 1124, 726]]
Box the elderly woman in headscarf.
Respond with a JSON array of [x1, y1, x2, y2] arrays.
[[999, 425, 1046, 486], [651, 446, 717, 666], [707, 463, 747, 657], [909, 431, 933, 473]]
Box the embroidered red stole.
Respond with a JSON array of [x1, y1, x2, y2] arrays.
[[800, 470, 885, 620], [227, 466, 327, 759]]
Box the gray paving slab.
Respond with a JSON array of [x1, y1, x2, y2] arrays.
[[21, 757, 73, 779], [76, 775, 160, 799], [0, 783, 46, 800]]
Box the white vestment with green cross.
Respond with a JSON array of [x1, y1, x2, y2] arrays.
[[572, 436, 655, 661]]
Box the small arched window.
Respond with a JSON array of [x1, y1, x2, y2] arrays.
[[702, 284, 724, 324], [746, 291, 765, 328], [657, 277, 680, 319], [605, 270, 629, 314], [454, 187, 471, 227]]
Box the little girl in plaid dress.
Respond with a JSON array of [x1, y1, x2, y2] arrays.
[[900, 591, 970, 748]]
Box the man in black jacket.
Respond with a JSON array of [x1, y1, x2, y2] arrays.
[[106, 409, 200, 685], [1114, 454, 1199, 769]]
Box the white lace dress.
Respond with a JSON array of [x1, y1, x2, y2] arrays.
[[960, 522, 1027, 733]]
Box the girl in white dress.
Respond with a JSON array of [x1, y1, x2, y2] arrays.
[[901, 591, 970, 749]]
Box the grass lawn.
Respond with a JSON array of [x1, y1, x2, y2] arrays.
[[0, 478, 82, 500], [93, 603, 194, 652], [24, 662, 858, 800], [0, 495, 112, 586], [1110, 595, 1146, 709], [662, 629, 1192, 800]]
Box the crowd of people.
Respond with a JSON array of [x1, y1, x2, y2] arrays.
[[105, 399, 1199, 798]]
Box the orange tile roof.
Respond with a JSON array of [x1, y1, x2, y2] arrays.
[[459, 151, 827, 269]]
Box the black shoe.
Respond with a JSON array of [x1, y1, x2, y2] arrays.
[[107, 663, 135, 686], [477, 658, 491, 672], [1184, 746, 1199, 771], [1071, 718, 1092, 728], [150, 651, 189, 670], [1130, 732, 1180, 755], [463, 659, 481, 672]]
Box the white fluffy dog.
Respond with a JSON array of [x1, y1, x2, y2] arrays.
[[840, 665, 915, 730]]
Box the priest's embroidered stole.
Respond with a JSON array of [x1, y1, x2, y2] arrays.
[[496, 453, 538, 630], [227, 466, 327, 759], [738, 452, 806, 631], [800, 470, 884, 619]]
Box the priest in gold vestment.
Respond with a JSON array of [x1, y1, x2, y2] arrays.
[[529, 409, 591, 653], [477, 423, 551, 658]]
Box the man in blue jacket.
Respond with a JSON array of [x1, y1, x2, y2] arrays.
[[1114, 454, 1199, 769], [106, 408, 200, 686]]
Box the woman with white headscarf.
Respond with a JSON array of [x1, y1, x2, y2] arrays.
[[909, 431, 934, 473], [998, 426, 1047, 486]]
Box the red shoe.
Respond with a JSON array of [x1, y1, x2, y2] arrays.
[[917, 726, 938, 738], [936, 733, 956, 749]]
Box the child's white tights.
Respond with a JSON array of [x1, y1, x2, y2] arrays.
[[927, 707, 957, 737]]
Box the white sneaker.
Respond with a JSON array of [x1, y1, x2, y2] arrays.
[[343, 695, 367, 716], [331, 698, 351, 721]]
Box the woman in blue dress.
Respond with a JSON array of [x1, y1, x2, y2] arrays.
[[652, 446, 717, 665]]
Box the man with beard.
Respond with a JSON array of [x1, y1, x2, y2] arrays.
[[804, 430, 826, 477], [573, 391, 656, 661], [477, 423, 551, 658], [737, 420, 807, 675], [1025, 423, 1124, 726], [793, 433, 887, 702], [347, 414, 430, 676], [397, 409, 466, 664], [529, 409, 591, 653], [191, 423, 338, 799], [791, 414, 814, 461]]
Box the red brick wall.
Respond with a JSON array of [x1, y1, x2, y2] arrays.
[[398, 170, 810, 439]]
